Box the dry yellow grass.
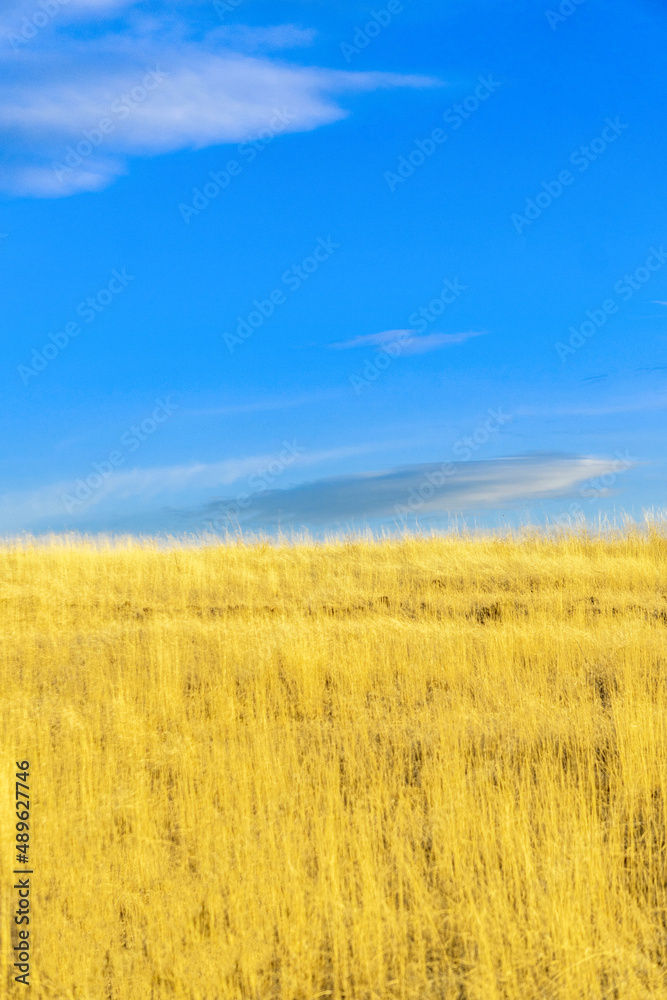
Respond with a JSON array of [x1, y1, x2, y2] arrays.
[[1, 528, 667, 999]]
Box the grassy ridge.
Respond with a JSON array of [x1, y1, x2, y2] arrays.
[[1, 530, 667, 999]]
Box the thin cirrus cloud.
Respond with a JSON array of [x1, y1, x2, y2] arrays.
[[0, 19, 441, 197], [0, 455, 276, 531], [329, 329, 485, 355], [0, 442, 381, 534]]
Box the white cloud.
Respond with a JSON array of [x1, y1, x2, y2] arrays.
[[0, 455, 266, 527], [0, 21, 440, 197], [0, 443, 379, 532], [330, 329, 484, 354]]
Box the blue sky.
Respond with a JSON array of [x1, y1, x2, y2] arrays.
[[1, 0, 665, 536]]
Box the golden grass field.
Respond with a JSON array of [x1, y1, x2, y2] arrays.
[[1, 528, 667, 999]]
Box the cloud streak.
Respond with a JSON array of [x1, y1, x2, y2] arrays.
[[0, 19, 440, 196], [329, 329, 484, 355], [0, 443, 382, 533]]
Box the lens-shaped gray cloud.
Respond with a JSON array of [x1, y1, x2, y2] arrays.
[[183, 453, 630, 532]]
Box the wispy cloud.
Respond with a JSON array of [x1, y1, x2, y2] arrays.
[[329, 329, 484, 355], [0, 16, 440, 197], [0, 443, 381, 533], [0, 455, 273, 528]]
